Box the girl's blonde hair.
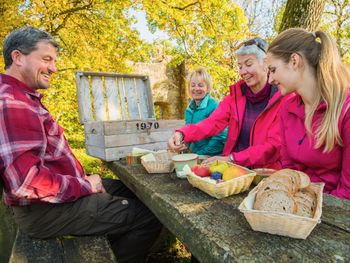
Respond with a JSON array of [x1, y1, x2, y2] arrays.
[[188, 67, 213, 91], [268, 28, 350, 152]]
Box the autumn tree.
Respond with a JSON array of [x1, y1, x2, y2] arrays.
[[279, 0, 326, 32], [0, 0, 153, 138], [138, 0, 249, 99], [322, 0, 350, 59]]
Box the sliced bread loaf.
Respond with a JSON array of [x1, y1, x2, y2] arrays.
[[253, 190, 297, 214]]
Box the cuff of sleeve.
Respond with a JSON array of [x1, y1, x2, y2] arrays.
[[77, 177, 93, 194], [229, 153, 235, 163], [175, 129, 185, 141]]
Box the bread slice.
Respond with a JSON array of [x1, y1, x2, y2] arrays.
[[272, 169, 300, 191], [294, 188, 317, 208], [294, 201, 314, 218], [265, 174, 294, 193], [254, 190, 297, 214], [256, 180, 292, 200], [296, 171, 311, 188]]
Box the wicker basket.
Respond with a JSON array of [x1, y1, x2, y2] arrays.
[[141, 151, 176, 173], [238, 182, 324, 239], [187, 164, 256, 199]]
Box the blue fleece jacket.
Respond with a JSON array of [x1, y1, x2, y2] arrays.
[[185, 93, 227, 156]]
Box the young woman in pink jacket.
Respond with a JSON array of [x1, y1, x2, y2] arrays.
[[168, 38, 284, 169], [266, 28, 350, 200]]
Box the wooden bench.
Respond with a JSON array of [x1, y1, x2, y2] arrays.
[[108, 160, 350, 262], [0, 180, 117, 263], [9, 232, 116, 263]]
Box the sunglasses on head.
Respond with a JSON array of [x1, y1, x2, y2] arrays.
[[238, 38, 267, 54]]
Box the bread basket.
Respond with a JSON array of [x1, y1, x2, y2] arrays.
[[238, 182, 324, 239], [187, 164, 256, 199], [141, 151, 176, 173]]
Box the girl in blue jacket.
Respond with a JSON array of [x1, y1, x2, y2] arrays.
[[185, 67, 227, 156]]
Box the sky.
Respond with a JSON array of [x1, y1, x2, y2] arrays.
[[130, 0, 285, 42], [131, 10, 168, 43]]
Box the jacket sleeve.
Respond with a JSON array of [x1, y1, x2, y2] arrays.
[[231, 107, 281, 168], [194, 128, 228, 155], [0, 99, 92, 203], [331, 108, 350, 199], [178, 95, 232, 142]]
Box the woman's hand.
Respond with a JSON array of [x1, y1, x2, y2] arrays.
[[168, 131, 188, 152], [201, 155, 230, 166]]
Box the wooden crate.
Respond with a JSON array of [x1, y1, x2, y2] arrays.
[[75, 71, 184, 161]]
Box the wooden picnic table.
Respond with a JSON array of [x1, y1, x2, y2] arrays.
[[107, 160, 350, 263]]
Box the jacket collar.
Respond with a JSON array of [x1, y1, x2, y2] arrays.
[[229, 79, 281, 105], [0, 73, 43, 99], [286, 94, 327, 119], [189, 93, 210, 110]]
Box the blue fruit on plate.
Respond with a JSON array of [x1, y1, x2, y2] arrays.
[[211, 171, 222, 180]]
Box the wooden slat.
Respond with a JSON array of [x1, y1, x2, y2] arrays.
[[136, 78, 152, 119], [62, 236, 116, 263], [322, 194, 350, 232], [123, 78, 140, 119], [91, 76, 107, 121], [85, 130, 173, 148], [144, 77, 156, 119], [105, 77, 121, 121], [117, 78, 127, 120], [86, 142, 168, 161], [77, 71, 149, 79], [9, 231, 62, 263], [84, 120, 185, 136], [75, 73, 93, 123]]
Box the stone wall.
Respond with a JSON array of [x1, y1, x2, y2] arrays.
[[132, 60, 187, 120]]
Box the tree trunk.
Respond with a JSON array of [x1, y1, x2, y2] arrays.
[[279, 0, 326, 32]]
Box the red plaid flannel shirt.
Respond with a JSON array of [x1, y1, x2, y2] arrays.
[[0, 74, 92, 206]]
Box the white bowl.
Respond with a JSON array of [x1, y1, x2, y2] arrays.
[[171, 153, 199, 179]]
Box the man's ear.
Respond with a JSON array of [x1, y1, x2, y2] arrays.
[[290, 53, 303, 70], [11, 50, 24, 66]]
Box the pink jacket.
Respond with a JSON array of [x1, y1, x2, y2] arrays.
[[280, 94, 350, 200], [179, 80, 284, 169]]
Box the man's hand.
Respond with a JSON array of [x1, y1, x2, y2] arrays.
[[168, 131, 188, 152], [86, 174, 106, 193], [201, 155, 230, 166]]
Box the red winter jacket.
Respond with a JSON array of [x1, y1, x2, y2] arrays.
[[178, 80, 285, 169]]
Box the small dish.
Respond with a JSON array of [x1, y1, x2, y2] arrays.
[[172, 153, 199, 179], [252, 168, 276, 185]]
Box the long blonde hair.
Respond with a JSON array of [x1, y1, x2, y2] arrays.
[[268, 28, 350, 152]]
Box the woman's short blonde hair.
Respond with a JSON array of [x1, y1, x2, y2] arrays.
[[188, 67, 213, 91]]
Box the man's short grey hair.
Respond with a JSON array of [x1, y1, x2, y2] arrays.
[[235, 45, 266, 64], [2, 26, 59, 69]]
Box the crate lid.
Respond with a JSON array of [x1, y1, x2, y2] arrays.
[[75, 71, 156, 123]]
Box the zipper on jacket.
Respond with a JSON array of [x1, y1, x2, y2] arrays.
[[298, 133, 306, 145]]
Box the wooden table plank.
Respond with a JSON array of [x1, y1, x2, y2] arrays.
[[108, 161, 350, 263], [322, 194, 350, 232]]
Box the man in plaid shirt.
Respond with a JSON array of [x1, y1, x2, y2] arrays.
[[0, 27, 161, 263]]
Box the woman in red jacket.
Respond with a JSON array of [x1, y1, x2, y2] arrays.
[[266, 28, 350, 199], [168, 38, 284, 169]]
